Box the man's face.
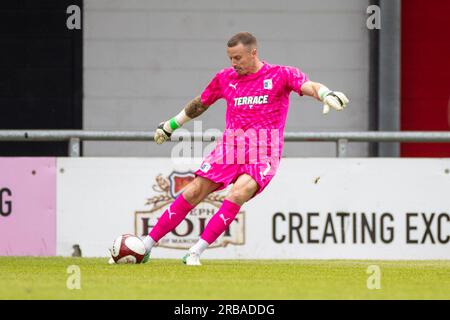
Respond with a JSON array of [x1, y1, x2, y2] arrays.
[[227, 43, 257, 75]]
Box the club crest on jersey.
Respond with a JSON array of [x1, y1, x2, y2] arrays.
[[264, 79, 273, 90]]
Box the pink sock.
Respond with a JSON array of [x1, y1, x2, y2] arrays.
[[201, 199, 241, 244], [149, 194, 194, 242]]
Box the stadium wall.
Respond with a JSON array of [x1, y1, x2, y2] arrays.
[[2, 157, 449, 259], [0, 158, 56, 256], [401, 0, 450, 157], [54, 158, 450, 259], [83, 0, 371, 157]]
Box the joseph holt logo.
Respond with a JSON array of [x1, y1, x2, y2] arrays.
[[134, 171, 245, 249]]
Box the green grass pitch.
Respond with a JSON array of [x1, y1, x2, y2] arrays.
[[0, 257, 449, 299]]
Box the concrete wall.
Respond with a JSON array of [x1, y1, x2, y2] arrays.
[[83, 0, 370, 157]]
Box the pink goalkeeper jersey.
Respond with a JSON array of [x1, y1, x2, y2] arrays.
[[200, 62, 309, 163]]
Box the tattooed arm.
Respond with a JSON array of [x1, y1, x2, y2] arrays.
[[184, 96, 209, 119], [154, 96, 210, 144]]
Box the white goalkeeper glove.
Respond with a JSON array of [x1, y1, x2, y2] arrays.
[[154, 121, 172, 144], [154, 109, 191, 145], [319, 87, 349, 115]]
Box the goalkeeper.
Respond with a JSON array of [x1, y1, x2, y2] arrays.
[[143, 32, 348, 265]]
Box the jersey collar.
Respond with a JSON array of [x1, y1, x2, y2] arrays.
[[233, 61, 269, 81]]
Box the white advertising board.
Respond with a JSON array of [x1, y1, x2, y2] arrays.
[[57, 158, 450, 259]]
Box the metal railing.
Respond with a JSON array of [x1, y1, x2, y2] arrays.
[[0, 130, 450, 157]]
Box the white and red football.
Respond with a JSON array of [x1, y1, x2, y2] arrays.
[[110, 234, 146, 264]]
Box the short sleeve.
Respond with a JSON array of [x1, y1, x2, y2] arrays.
[[283, 66, 309, 96], [200, 72, 223, 106]]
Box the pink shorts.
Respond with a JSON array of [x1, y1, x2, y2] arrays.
[[195, 148, 280, 198]]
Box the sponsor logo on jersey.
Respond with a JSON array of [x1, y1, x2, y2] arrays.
[[234, 95, 269, 107]]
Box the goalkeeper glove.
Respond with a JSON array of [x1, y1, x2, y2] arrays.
[[154, 110, 191, 145], [319, 87, 349, 115], [154, 121, 173, 144]]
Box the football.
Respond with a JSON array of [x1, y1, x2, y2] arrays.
[[109, 234, 146, 264]]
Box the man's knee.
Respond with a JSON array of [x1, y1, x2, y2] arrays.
[[227, 185, 257, 205], [182, 177, 217, 205], [183, 182, 203, 204], [226, 190, 244, 205]]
